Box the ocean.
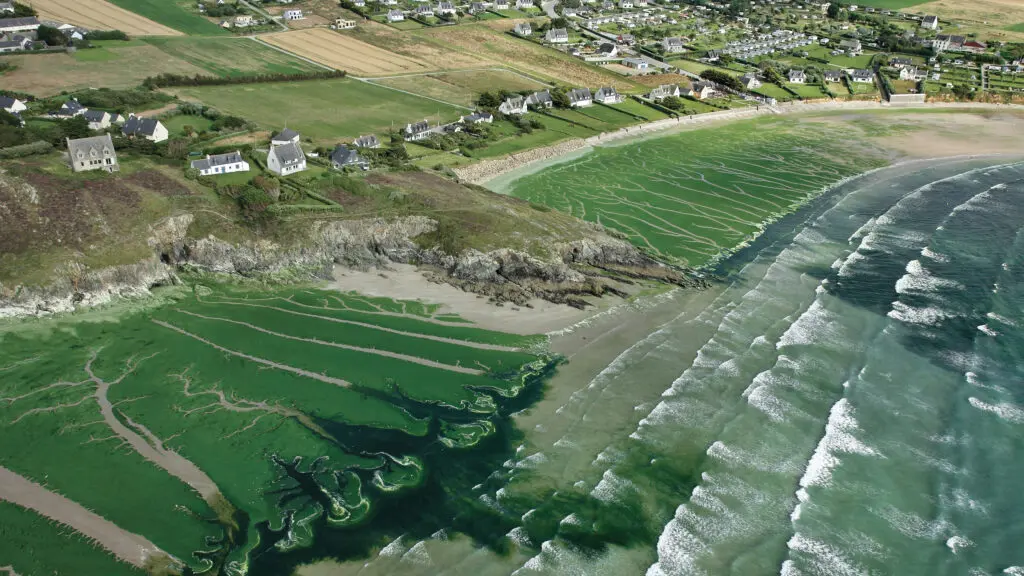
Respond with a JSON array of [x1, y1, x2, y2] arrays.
[[305, 156, 1024, 576]]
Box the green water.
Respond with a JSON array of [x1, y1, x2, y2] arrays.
[[0, 287, 553, 574], [503, 119, 887, 267]]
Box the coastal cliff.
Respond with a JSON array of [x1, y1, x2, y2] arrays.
[[0, 211, 701, 319]]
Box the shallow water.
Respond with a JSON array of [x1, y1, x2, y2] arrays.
[[301, 156, 1024, 576]]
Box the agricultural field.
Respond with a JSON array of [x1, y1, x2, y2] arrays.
[[912, 0, 1024, 41], [105, 0, 228, 35], [261, 28, 435, 75], [168, 78, 465, 143], [368, 69, 548, 107], [33, 0, 181, 35], [415, 25, 639, 90], [144, 37, 324, 77], [347, 21, 496, 70], [502, 116, 889, 266], [0, 45, 206, 96], [851, 0, 929, 8], [0, 286, 552, 575]]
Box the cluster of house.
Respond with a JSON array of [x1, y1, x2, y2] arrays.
[[929, 34, 987, 54], [384, 1, 459, 22], [786, 67, 873, 84], [264, 128, 379, 174], [45, 98, 171, 141], [401, 110, 494, 140], [494, 87, 625, 115], [718, 30, 814, 60], [0, 14, 38, 53], [580, 6, 678, 30], [646, 81, 717, 102]]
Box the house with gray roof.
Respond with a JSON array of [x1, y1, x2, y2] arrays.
[[739, 73, 761, 89], [0, 95, 26, 114], [122, 114, 168, 143], [330, 145, 369, 170], [387, 9, 405, 21], [662, 36, 685, 53], [788, 69, 806, 83], [51, 99, 86, 118], [499, 96, 528, 115], [568, 87, 593, 108], [823, 69, 843, 83], [353, 134, 381, 148], [67, 134, 118, 173], [0, 3, 14, 14], [191, 151, 249, 176], [545, 28, 568, 43], [272, 127, 301, 146], [83, 110, 114, 130], [514, 22, 532, 36], [462, 111, 494, 124], [268, 141, 306, 175], [0, 16, 39, 33], [526, 90, 553, 108], [436, 1, 456, 14], [0, 33, 29, 52], [647, 84, 679, 101], [850, 69, 874, 83], [414, 5, 434, 17], [404, 119, 432, 141], [594, 86, 622, 104]]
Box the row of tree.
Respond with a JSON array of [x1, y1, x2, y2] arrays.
[[142, 70, 347, 89]]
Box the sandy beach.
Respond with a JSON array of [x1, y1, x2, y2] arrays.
[[458, 100, 1024, 187], [329, 263, 607, 335]]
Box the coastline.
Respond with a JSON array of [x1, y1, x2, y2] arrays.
[[460, 100, 1024, 189]]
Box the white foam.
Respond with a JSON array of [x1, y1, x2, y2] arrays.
[[946, 535, 975, 554], [978, 324, 999, 337], [784, 534, 868, 576], [895, 259, 964, 295], [986, 312, 1018, 327], [798, 399, 880, 491], [968, 397, 1024, 424], [888, 301, 952, 326]]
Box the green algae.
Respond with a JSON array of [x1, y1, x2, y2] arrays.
[[0, 286, 555, 575]]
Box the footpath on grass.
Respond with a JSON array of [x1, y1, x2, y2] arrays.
[[456, 100, 1024, 185]]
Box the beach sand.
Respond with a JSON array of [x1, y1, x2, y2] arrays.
[[329, 264, 606, 335]]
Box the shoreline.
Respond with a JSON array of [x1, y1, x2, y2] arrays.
[[458, 100, 1024, 189]]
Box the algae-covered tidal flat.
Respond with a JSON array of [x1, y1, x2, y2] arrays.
[[503, 117, 889, 267], [0, 287, 554, 575]]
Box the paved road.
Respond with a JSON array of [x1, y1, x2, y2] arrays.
[[542, 0, 559, 19]]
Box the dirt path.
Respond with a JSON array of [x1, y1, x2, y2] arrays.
[[0, 466, 171, 569], [153, 320, 355, 387], [174, 309, 486, 375]]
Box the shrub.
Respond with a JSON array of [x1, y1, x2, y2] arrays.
[[86, 30, 129, 41], [0, 140, 52, 159], [142, 70, 347, 89]]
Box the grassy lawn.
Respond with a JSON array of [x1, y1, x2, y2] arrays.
[[825, 81, 849, 95], [205, 168, 256, 185], [607, 98, 670, 121], [164, 115, 215, 136], [670, 58, 743, 78], [829, 51, 879, 69], [471, 114, 594, 158], [791, 84, 829, 99], [105, 0, 228, 35], [890, 79, 920, 94], [389, 19, 426, 30], [170, 79, 465, 144], [144, 37, 323, 77], [752, 83, 795, 101], [850, 81, 880, 95], [72, 47, 121, 62], [1005, 23, 1024, 32]]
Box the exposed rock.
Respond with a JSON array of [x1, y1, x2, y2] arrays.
[[0, 212, 701, 319]]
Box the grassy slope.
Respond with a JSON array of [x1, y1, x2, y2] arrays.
[[105, 0, 229, 35], [169, 79, 466, 143], [144, 37, 323, 77]]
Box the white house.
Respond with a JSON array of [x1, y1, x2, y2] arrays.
[[0, 33, 30, 52], [67, 134, 119, 173], [0, 16, 39, 34], [620, 0, 633, 8], [623, 57, 649, 70], [545, 28, 568, 43], [404, 119, 432, 141], [353, 134, 381, 148], [850, 69, 874, 83], [899, 66, 925, 81], [788, 69, 806, 83], [436, 1, 456, 14], [234, 14, 253, 27], [691, 81, 716, 99], [387, 9, 405, 21], [647, 84, 679, 101], [283, 9, 303, 19], [414, 5, 434, 16], [271, 127, 301, 147], [594, 86, 623, 104], [330, 145, 368, 170], [191, 151, 250, 176], [83, 110, 114, 130], [516, 0, 533, 8], [462, 111, 494, 123], [514, 22, 531, 36], [0, 2, 14, 14], [921, 15, 938, 30], [499, 96, 528, 115], [662, 36, 685, 53], [494, 0, 509, 9], [334, 18, 356, 29], [0, 95, 26, 114], [268, 141, 307, 175], [567, 87, 592, 108], [739, 73, 761, 89], [121, 115, 169, 143]]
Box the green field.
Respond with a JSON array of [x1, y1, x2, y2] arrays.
[[0, 286, 552, 575], [163, 114, 215, 135], [1006, 23, 1024, 32], [170, 78, 465, 143], [501, 117, 888, 266], [790, 83, 829, 99], [144, 37, 323, 77], [753, 83, 796, 101], [105, 0, 229, 35]]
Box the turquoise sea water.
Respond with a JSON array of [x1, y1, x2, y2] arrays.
[[311, 156, 1024, 576]]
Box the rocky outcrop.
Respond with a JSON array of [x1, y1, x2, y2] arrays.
[[0, 213, 700, 319]]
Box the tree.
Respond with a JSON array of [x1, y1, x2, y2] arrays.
[[477, 91, 500, 108], [57, 117, 91, 140], [550, 17, 568, 29], [12, 1, 36, 16], [36, 25, 67, 47], [699, 69, 742, 91], [551, 88, 571, 108], [661, 96, 684, 110], [952, 84, 974, 100], [827, 1, 843, 19], [0, 110, 21, 127], [164, 138, 190, 159]]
